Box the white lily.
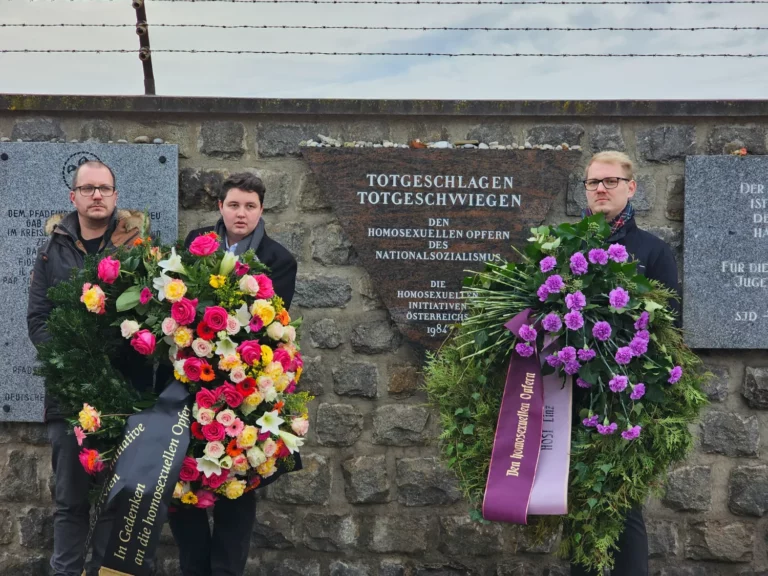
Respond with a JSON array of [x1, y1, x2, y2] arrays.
[[214, 336, 238, 357], [158, 247, 187, 275], [278, 431, 304, 454], [152, 273, 172, 302], [235, 303, 252, 330], [256, 410, 285, 436], [219, 250, 237, 276], [196, 456, 222, 478], [219, 455, 233, 470]]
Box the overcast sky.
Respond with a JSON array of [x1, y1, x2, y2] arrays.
[[1, 1, 767, 98]]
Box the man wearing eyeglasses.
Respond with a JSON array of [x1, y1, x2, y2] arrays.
[[27, 161, 146, 576], [572, 151, 680, 576]]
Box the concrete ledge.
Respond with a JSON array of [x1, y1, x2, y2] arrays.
[[2, 94, 768, 117]]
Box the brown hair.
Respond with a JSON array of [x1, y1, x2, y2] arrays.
[[219, 172, 266, 205]]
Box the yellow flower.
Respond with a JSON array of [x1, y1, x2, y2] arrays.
[[173, 370, 190, 384], [218, 354, 242, 372], [78, 403, 102, 432], [275, 374, 291, 393], [237, 425, 258, 449], [173, 482, 185, 499], [165, 278, 188, 303], [257, 458, 278, 478], [295, 365, 302, 382], [244, 391, 263, 407], [251, 300, 276, 326], [223, 479, 246, 500], [209, 274, 227, 289], [180, 491, 198, 505], [265, 361, 284, 381], [173, 326, 194, 348], [260, 345, 273, 366], [80, 283, 106, 315]]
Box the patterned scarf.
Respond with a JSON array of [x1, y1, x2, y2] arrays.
[[583, 202, 635, 236]]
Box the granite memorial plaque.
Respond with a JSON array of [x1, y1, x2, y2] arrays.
[[683, 156, 768, 349], [0, 143, 179, 421], [303, 148, 581, 350]]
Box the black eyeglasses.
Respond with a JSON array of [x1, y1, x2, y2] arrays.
[[583, 177, 631, 191], [73, 185, 116, 197]]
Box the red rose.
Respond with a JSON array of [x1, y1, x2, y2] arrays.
[[236, 340, 261, 366], [189, 234, 220, 257], [171, 297, 198, 326], [195, 388, 217, 409], [184, 358, 204, 382], [203, 306, 228, 332], [272, 348, 291, 371], [257, 431, 271, 442], [197, 321, 215, 341], [202, 421, 226, 442], [131, 330, 156, 356], [179, 456, 200, 482], [203, 470, 228, 489], [97, 256, 121, 284], [236, 377, 257, 397], [219, 383, 244, 408], [191, 422, 205, 440], [253, 274, 275, 299]]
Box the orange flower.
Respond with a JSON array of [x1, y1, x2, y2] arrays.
[[200, 363, 215, 382], [276, 309, 291, 326], [273, 400, 285, 414], [133, 237, 144, 247], [226, 439, 243, 457], [244, 476, 262, 493], [205, 231, 219, 240], [739, 147, 748, 156]]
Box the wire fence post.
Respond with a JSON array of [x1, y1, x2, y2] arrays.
[[133, 0, 156, 95]]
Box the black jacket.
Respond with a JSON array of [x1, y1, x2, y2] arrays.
[[184, 225, 297, 309]]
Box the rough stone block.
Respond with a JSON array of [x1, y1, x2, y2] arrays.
[[368, 516, 434, 553], [12, 118, 65, 142], [396, 457, 461, 506], [657, 568, 723, 576], [438, 515, 503, 556], [0, 553, 50, 576], [266, 454, 331, 505], [647, 519, 680, 558], [80, 120, 114, 142], [0, 508, 13, 544], [332, 360, 379, 398], [350, 320, 401, 354], [341, 121, 390, 144], [178, 168, 226, 210], [700, 411, 760, 457], [0, 451, 39, 502], [247, 168, 291, 212], [342, 455, 390, 504], [294, 275, 352, 308], [269, 221, 306, 263], [701, 364, 729, 402], [379, 559, 408, 576], [358, 273, 384, 311], [260, 558, 321, 576], [18, 507, 53, 549], [0, 423, 48, 446], [257, 124, 329, 157], [636, 125, 696, 162], [298, 173, 331, 211], [665, 175, 685, 222], [526, 124, 585, 146], [372, 405, 431, 446], [311, 222, 357, 265], [296, 355, 325, 397], [728, 465, 768, 517], [496, 563, 540, 576], [708, 125, 767, 155], [590, 124, 626, 152], [330, 561, 372, 576], [199, 121, 245, 159], [251, 509, 296, 549], [309, 318, 343, 349], [388, 365, 421, 397], [685, 521, 754, 562], [414, 565, 472, 576], [663, 466, 711, 512], [316, 403, 364, 447], [743, 367, 768, 409], [514, 524, 559, 554], [466, 124, 519, 146], [303, 513, 359, 552]]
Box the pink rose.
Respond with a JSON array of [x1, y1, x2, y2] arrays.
[[171, 298, 198, 326], [284, 381, 296, 395], [161, 317, 178, 336], [202, 470, 228, 489], [236, 340, 262, 365], [131, 330, 156, 355], [272, 348, 291, 371], [97, 256, 121, 284], [189, 234, 220, 257], [184, 358, 204, 381], [195, 388, 217, 409], [139, 287, 152, 305], [219, 383, 244, 408], [202, 421, 226, 442], [291, 418, 309, 436], [203, 306, 228, 331], [179, 456, 200, 482], [234, 261, 250, 276], [195, 490, 216, 509], [258, 431, 271, 442], [253, 274, 275, 299]]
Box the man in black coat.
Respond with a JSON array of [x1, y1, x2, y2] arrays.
[[168, 172, 297, 576], [572, 151, 680, 576]]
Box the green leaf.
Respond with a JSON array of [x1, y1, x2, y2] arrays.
[[144, 315, 158, 327], [587, 498, 598, 509], [471, 392, 481, 401], [115, 285, 142, 312], [462, 424, 475, 436], [599, 464, 613, 474]]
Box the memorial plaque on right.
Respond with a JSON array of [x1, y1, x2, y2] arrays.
[[683, 156, 768, 349]]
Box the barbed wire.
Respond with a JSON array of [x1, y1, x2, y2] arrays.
[[2, 23, 766, 31], [1, 48, 766, 56], [6, 0, 768, 4]]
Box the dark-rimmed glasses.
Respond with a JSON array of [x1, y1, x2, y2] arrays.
[[583, 177, 631, 191], [73, 185, 116, 197]]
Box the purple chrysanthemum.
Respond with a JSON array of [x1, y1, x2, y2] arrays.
[[597, 422, 618, 435], [519, 324, 537, 342], [546, 354, 562, 368], [564, 360, 582, 375], [588, 248, 609, 265], [576, 377, 592, 389], [564, 310, 585, 331], [558, 346, 577, 363], [582, 414, 599, 427], [668, 366, 683, 384], [565, 291, 586, 311], [542, 313, 562, 333], [570, 252, 589, 276], [592, 321, 612, 341], [634, 311, 650, 330], [607, 243, 629, 263], [609, 287, 630, 309], [621, 425, 642, 440], [635, 329, 650, 342], [630, 383, 646, 400], [630, 337, 648, 357], [540, 256, 557, 273], [545, 274, 565, 293], [515, 343, 535, 358], [608, 375, 628, 392], [537, 284, 550, 302], [577, 348, 596, 362], [615, 346, 633, 365]]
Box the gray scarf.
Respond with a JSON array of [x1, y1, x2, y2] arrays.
[[213, 218, 265, 258]]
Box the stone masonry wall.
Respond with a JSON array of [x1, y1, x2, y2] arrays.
[[0, 99, 766, 576]]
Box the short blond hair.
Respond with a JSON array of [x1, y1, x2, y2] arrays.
[[585, 151, 635, 180]]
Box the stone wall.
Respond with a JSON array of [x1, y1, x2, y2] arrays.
[[0, 97, 766, 576]]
